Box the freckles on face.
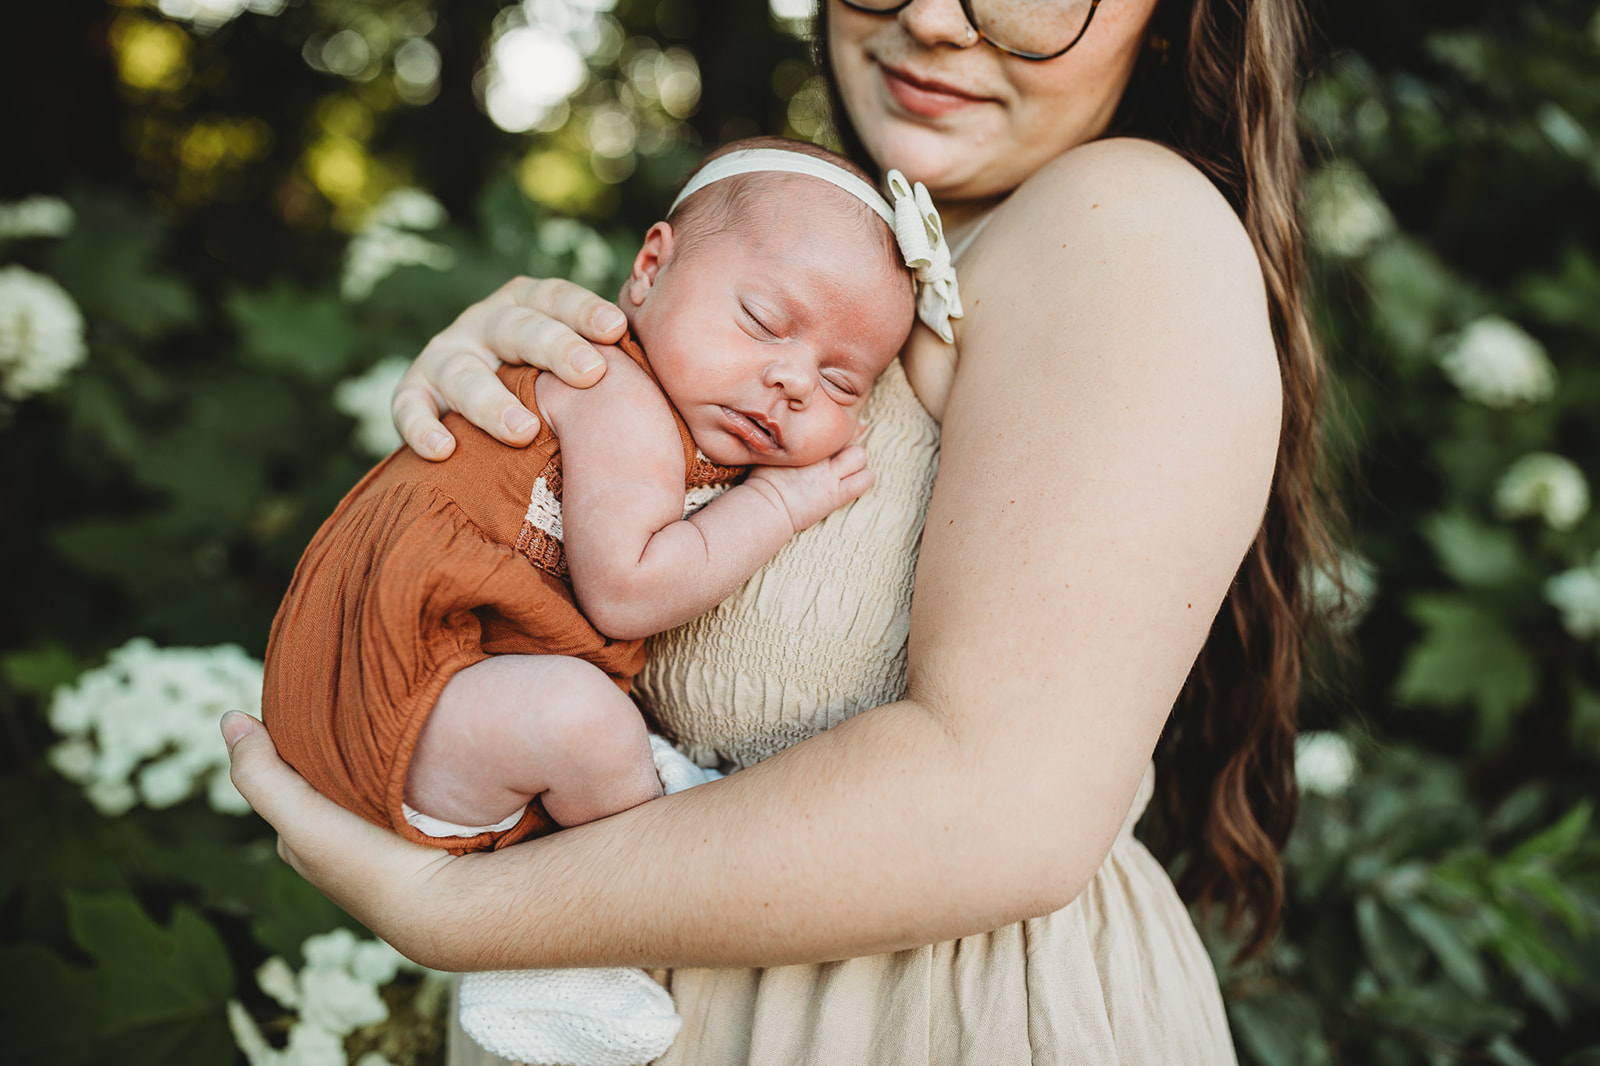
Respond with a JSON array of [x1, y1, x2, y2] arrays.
[[826, 0, 1155, 202]]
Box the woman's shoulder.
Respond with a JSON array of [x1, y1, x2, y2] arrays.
[[983, 137, 1259, 281], [950, 136, 1280, 445]]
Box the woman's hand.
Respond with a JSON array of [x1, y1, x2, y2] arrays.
[[222, 712, 464, 964], [394, 277, 629, 460]]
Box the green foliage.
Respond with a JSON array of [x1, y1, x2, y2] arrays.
[[0, 893, 234, 1066], [4, 1, 1599, 1064]]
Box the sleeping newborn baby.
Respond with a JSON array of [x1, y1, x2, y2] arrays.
[[262, 137, 961, 1066]]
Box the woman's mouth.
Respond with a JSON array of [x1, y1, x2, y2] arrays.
[[878, 63, 990, 119], [721, 407, 783, 454]]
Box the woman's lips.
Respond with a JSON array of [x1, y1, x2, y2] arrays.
[[721, 407, 782, 454], [878, 63, 989, 119]]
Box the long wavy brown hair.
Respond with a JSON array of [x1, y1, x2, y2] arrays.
[[812, 0, 1338, 959]]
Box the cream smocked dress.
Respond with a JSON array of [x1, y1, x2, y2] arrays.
[[451, 228, 1239, 1066]]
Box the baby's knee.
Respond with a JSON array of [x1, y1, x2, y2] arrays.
[[533, 658, 648, 767]]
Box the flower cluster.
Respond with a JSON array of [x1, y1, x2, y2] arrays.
[[1495, 452, 1591, 531], [1546, 551, 1600, 642], [47, 638, 260, 816], [0, 264, 88, 401], [1305, 166, 1395, 259], [341, 189, 455, 300], [1437, 316, 1557, 408], [1296, 731, 1358, 796], [229, 929, 444, 1066], [332, 356, 410, 457], [0, 196, 75, 240]]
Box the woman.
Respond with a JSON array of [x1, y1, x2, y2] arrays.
[[224, 0, 1333, 1060]]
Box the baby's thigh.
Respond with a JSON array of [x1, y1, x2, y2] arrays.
[[407, 655, 656, 826]]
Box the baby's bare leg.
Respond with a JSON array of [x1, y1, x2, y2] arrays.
[[404, 655, 662, 829]]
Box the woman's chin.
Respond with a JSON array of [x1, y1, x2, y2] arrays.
[[872, 131, 984, 196]]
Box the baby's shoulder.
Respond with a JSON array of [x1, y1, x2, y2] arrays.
[[533, 344, 664, 429]]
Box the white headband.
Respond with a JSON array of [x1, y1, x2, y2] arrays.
[[667, 148, 964, 343]]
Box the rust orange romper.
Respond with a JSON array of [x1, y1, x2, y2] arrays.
[[261, 338, 745, 852]]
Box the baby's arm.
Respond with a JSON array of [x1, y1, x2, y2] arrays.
[[537, 356, 871, 641]]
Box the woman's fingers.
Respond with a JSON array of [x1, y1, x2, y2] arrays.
[[509, 276, 628, 346], [222, 712, 339, 851], [222, 711, 456, 955], [393, 277, 626, 459], [392, 362, 460, 460]]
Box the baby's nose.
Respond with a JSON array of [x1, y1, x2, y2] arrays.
[[764, 358, 816, 406]]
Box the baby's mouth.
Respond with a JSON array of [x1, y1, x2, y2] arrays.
[[722, 407, 783, 453]]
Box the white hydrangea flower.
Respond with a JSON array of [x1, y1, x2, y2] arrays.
[[1546, 552, 1600, 641], [368, 188, 448, 231], [1307, 549, 1378, 629], [332, 356, 410, 457], [342, 189, 455, 300], [0, 196, 75, 239], [1495, 453, 1590, 531], [229, 930, 438, 1066], [46, 638, 262, 816], [1305, 166, 1395, 259], [0, 265, 88, 400], [1437, 316, 1556, 407], [1296, 731, 1358, 796]]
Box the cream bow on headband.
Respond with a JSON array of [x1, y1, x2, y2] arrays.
[[667, 149, 965, 344]]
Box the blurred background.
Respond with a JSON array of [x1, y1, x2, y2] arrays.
[[1, 1, 1597, 1063]]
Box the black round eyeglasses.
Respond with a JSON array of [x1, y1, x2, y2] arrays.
[[835, 0, 1103, 62]]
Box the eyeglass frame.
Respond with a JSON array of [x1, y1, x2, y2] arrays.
[[833, 0, 1104, 62]]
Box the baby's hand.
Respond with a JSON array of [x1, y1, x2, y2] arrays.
[[745, 444, 874, 533]]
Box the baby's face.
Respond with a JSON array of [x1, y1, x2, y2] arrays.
[[625, 184, 914, 468]]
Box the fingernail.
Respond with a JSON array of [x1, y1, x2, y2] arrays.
[[220, 710, 257, 752], [592, 308, 626, 334], [570, 346, 605, 376], [503, 407, 539, 435], [423, 430, 451, 456]]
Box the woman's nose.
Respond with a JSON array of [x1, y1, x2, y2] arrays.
[[895, 0, 976, 50], [764, 357, 817, 409]]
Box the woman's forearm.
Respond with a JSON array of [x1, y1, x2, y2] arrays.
[[395, 695, 1111, 972]]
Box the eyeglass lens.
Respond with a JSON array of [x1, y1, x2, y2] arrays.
[[843, 0, 1096, 59]]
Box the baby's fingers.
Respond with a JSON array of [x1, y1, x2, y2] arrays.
[[838, 466, 876, 504], [829, 443, 870, 478]]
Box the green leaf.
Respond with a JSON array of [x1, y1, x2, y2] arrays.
[[250, 864, 359, 966], [1, 644, 84, 695], [1356, 894, 1425, 986], [1395, 900, 1489, 997], [0, 892, 234, 1066], [1488, 1035, 1540, 1066], [1227, 993, 1331, 1066], [227, 283, 363, 381], [45, 193, 198, 341], [1394, 595, 1538, 747], [1506, 802, 1592, 867], [1420, 512, 1527, 589], [1572, 686, 1600, 763]]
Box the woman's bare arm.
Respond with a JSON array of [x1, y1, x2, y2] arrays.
[[393, 277, 627, 459], [229, 140, 1282, 971]]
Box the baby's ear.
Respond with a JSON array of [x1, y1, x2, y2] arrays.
[[624, 222, 676, 307]]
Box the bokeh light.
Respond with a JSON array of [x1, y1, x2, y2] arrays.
[[485, 25, 589, 133], [156, 0, 285, 32]]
